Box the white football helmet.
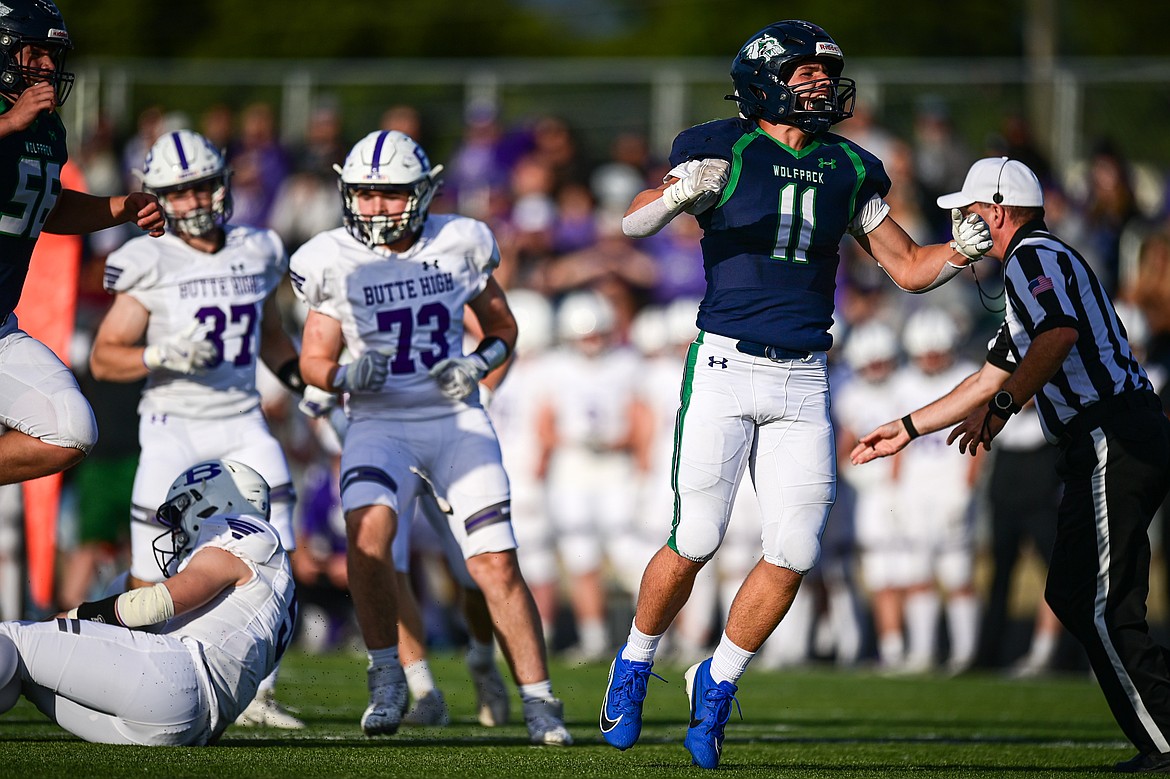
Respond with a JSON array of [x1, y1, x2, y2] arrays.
[[665, 297, 701, 346], [141, 129, 232, 238], [556, 290, 616, 344], [153, 459, 270, 577], [630, 306, 669, 356], [902, 307, 960, 358], [508, 288, 555, 355], [842, 320, 898, 372], [336, 130, 444, 248]]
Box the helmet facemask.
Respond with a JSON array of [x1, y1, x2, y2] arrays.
[[339, 177, 438, 249], [727, 20, 856, 135], [335, 130, 443, 251], [141, 130, 233, 239], [0, 0, 74, 106], [151, 173, 233, 239]]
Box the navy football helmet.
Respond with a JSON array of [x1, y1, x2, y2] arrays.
[[726, 20, 855, 135], [0, 0, 73, 105]]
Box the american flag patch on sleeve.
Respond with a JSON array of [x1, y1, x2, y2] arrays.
[[1028, 275, 1054, 298]]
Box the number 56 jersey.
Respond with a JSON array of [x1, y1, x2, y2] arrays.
[[103, 226, 288, 418], [290, 214, 499, 421]]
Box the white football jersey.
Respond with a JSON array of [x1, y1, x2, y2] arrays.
[[162, 513, 296, 736], [290, 216, 498, 421], [833, 371, 900, 490], [539, 344, 642, 451], [490, 352, 553, 482], [104, 226, 288, 418], [892, 359, 980, 486]]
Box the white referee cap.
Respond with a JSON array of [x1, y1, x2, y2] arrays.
[[937, 157, 1044, 209]]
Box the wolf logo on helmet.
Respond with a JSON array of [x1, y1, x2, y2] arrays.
[[727, 19, 856, 135]]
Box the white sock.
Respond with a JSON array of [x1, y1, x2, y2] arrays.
[[1026, 630, 1059, 666], [518, 679, 554, 704], [368, 646, 400, 670], [878, 632, 905, 668], [710, 632, 754, 686], [621, 619, 663, 664], [945, 594, 979, 668], [904, 590, 940, 667], [466, 637, 494, 669], [578, 619, 609, 653], [404, 660, 436, 698]]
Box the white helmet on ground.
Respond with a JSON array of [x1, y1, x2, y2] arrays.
[[508, 288, 555, 354], [902, 307, 960, 358], [556, 290, 615, 343], [153, 459, 270, 577], [142, 129, 232, 237], [842, 320, 898, 371], [336, 130, 444, 248]]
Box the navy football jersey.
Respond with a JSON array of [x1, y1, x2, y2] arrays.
[[0, 108, 68, 319], [670, 117, 890, 351]]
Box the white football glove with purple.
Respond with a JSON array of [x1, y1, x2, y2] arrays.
[[429, 354, 489, 401], [298, 384, 338, 418], [334, 348, 393, 392], [142, 321, 216, 374]]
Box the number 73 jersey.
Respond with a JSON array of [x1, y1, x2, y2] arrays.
[[104, 226, 288, 418], [289, 214, 499, 420]]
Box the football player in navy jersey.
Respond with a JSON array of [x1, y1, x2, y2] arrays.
[[0, 0, 163, 486], [599, 20, 992, 769]]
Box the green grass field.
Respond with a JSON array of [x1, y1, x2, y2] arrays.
[[0, 648, 1135, 777]]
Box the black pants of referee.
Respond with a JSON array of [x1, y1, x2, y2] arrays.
[[1043, 391, 1170, 755]]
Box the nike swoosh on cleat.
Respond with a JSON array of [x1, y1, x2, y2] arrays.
[[600, 688, 623, 733]]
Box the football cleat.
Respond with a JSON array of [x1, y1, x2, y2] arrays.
[[1114, 751, 1170, 773], [468, 657, 510, 727], [403, 689, 451, 727], [233, 689, 305, 729], [361, 663, 408, 736], [683, 659, 741, 770], [524, 698, 573, 746], [599, 645, 664, 750]]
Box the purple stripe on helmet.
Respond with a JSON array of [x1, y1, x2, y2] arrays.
[[172, 131, 190, 171], [370, 131, 390, 175]]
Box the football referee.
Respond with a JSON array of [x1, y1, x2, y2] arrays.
[[850, 157, 1170, 774]]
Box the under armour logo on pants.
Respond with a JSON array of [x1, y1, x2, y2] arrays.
[[709, 356, 728, 369]]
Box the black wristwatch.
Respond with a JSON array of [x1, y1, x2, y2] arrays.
[[989, 389, 1021, 420]]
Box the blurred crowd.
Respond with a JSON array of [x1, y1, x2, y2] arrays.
[[13, 92, 1170, 677]]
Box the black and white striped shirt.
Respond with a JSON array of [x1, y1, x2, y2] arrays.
[[986, 220, 1150, 443]]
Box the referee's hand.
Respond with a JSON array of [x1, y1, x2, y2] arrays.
[[850, 420, 910, 464], [947, 407, 1005, 455]]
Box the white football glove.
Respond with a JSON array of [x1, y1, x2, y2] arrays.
[[298, 384, 338, 418], [950, 208, 993, 261], [429, 354, 490, 401], [336, 348, 393, 392], [142, 321, 217, 374], [662, 158, 730, 213]]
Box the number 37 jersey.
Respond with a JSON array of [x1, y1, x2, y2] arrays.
[[290, 215, 498, 420], [104, 226, 288, 418]]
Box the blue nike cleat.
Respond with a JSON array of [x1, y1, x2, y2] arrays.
[[683, 658, 741, 769], [599, 645, 664, 750]]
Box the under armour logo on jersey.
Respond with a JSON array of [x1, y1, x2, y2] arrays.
[[231, 263, 246, 274], [709, 356, 728, 369], [421, 260, 439, 270], [818, 158, 836, 170]]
